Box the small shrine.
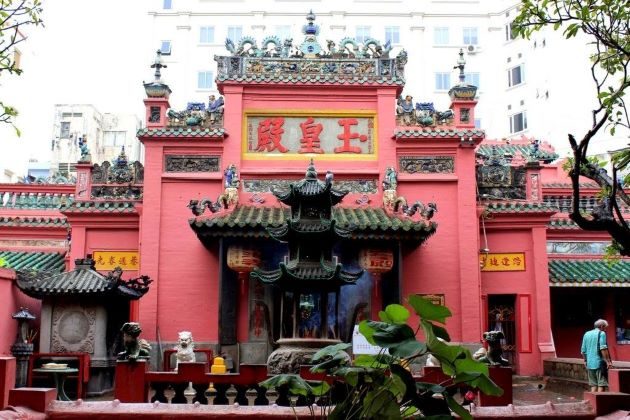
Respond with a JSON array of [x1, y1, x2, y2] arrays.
[[15, 257, 151, 395], [250, 161, 363, 373]]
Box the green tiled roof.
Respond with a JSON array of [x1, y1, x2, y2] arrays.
[[548, 218, 580, 230], [190, 205, 437, 243], [395, 128, 485, 139], [137, 128, 225, 138], [217, 74, 404, 86], [0, 216, 67, 228], [0, 191, 74, 209], [0, 251, 65, 273], [60, 201, 137, 213], [485, 201, 558, 214], [543, 182, 599, 189], [477, 143, 558, 163], [549, 259, 630, 287], [16, 258, 150, 299]]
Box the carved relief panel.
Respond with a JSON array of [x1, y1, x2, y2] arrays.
[[51, 304, 96, 354]]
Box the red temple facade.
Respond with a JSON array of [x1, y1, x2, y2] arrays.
[[0, 17, 628, 386]]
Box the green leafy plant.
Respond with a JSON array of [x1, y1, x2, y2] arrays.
[[260, 295, 502, 419]]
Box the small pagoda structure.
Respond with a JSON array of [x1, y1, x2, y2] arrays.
[[251, 160, 362, 373]]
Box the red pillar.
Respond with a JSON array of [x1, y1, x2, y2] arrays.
[[114, 361, 148, 403], [0, 357, 16, 409]]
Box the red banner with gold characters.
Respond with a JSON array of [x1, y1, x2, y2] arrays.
[[480, 252, 526, 272], [244, 111, 376, 160], [93, 251, 139, 271]]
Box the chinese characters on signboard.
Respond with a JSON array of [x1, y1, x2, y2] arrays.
[[480, 252, 526, 272], [93, 251, 140, 271], [417, 294, 445, 307], [246, 115, 375, 156]]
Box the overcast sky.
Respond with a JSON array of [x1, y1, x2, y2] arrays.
[[1, 1, 151, 173]]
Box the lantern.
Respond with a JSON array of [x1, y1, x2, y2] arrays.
[[359, 249, 394, 320], [227, 246, 261, 295]]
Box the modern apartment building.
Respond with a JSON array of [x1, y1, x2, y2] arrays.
[[50, 104, 143, 175], [147, 0, 628, 159]]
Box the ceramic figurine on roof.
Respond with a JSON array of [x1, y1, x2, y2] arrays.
[[396, 95, 415, 125], [299, 10, 322, 57], [78, 136, 91, 163], [143, 50, 172, 99], [207, 95, 224, 123], [448, 48, 478, 100]]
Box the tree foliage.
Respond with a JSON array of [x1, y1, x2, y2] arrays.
[[0, 0, 43, 135], [260, 295, 502, 419], [514, 0, 630, 255]]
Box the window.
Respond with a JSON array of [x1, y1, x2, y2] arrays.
[[227, 26, 242, 41], [434, 72, 451, 90], [463, 27, 478, 45], [60, 122, 70, 138], [505, 21, 516, 41], [275, 25, 291, 40], [160, 40, 172, 55], [384, 26, 400, 44], [508, 65, 525, 87], [103, 131, 126, 147], [199, 26, 215, 44], [356, 26, 371, 44], [197, 71, 214, 89], [474, 118, 481, 128], [434, 27, 449, 45], [509, 111, 527, 133], [465, 72, 480, 88], [163, 0, 172, 9]]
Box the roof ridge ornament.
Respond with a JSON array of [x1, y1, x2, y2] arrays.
[[143, 50, 172, 99], [448, 49, 477, 100]]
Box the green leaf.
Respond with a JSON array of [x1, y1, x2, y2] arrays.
[[372, 323, 416, 348], [361, 389, 402, 419], [408, 295, 452, 324], [387, 373, 407, 399], [311, 342, 351, 362], [308, 380, 330, 397], [310, 351, 349, 373], [446, 395, 472, 420], [359, 319, 376, 344], [379, 310, 393, 323], [390, 339, 427, 358], [384, 304, 411, 325], [259, 374, 312, 396], [354, 354, 390, 369], [415, 381, 446, 394]]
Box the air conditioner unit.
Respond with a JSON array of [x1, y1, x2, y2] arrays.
[[467, 44, 482, 54]]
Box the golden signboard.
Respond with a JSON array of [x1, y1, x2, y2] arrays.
[[93, 251, 139, 271], [480, 252, 526, 272]]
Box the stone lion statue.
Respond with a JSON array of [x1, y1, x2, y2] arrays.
[[474, 331, 509, 366], [174, 331, 195, 370], [117, 322, 151, 361]]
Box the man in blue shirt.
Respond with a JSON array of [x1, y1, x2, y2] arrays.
[[581, 319, 613, 392]]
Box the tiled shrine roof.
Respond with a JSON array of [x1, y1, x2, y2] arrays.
[[395, 128, 485, 139], [549, 259, 630, 287], [485, 201, 558, 214], [60, 201, 137, 213], [477, 141, 558, 163], [216, 69, 404, 86], [0, 251, 65, 273], [190, 205, 436, 243], [0, 216, 67, 228], [137, 127, 226, 138], [548, 218, 580, 230], [16, 258, 151, 299], [542, 182, 600, 189]]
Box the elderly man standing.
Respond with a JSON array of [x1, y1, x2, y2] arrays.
[[581, 319, 613, 392]]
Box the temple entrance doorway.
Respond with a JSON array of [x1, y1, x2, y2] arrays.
[[487, 294, 517, 370]]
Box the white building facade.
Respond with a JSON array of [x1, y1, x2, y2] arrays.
[[147, 0, 627, 159], [50, 104, 143, 175]]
